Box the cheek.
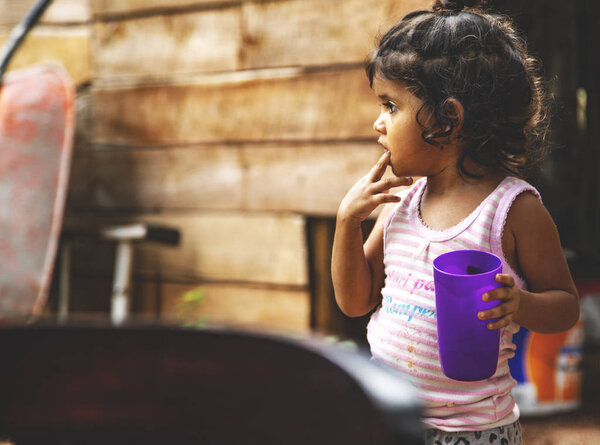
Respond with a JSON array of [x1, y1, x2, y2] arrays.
[[394, 114, 420, 138], [407, 119, 425, 142], [386, 119, 406, 143]]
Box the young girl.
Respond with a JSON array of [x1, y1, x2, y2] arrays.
[[331, 1, 579, 444]]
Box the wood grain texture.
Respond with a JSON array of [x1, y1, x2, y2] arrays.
[[58, 265, 310, 330], [241, 0, 430, 69], [89, 0, 429, 20], [48, 0, 432, 331], [90, 0, 223, 16], [69, 145, 245, 210], [90, 0, 430, 78], [68, 143, 383, 214], [0, 0, 90, 26], [91, 6, 242, 78], [90, 68, 376, 145], [135, 280, 311, 331], [0, 27, 91, 84], [63, 212, 309, 286]]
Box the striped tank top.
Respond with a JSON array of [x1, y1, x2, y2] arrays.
[[367, 176, 541, 432]]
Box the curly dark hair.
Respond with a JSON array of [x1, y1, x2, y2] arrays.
[[366, 0, 551, 178]]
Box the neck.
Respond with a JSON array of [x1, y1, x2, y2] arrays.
[[419, 161, 507, 231], [425, 161, 505, 198]]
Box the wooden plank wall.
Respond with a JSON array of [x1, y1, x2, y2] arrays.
[[3, 0, 430, 332], [0, 0, 91, 84]]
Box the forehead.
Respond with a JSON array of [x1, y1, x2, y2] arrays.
[[371, 76, 413, 101]]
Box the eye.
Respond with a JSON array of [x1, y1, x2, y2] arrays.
[[383, 101, 398, 114]]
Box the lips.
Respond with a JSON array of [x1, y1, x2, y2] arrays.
[[377, 139, 389, 152]]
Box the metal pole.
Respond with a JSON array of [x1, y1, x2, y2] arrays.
[[111, 241, 133, 324], [57, 241, 71, 322]]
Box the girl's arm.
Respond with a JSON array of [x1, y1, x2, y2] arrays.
[[479, 192, 580, 334], [331, 152, 412, 317], [333, 202, 393, 317]]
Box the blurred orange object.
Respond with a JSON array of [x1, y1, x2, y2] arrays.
[[528, 323, 583, 403], [527, 331, 569, 401], [0, 63, 74, 318], [510, 313, 584, 416]]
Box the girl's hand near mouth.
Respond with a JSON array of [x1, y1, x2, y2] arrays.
[[337, 151, 413, 224]]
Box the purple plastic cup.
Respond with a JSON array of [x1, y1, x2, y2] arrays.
[[433, 250, 503, 381]]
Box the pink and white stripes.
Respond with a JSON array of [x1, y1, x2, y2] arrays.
[[367, 176, 541, 432]]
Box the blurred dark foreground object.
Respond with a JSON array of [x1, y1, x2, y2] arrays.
[[0, 323, 423, 445]]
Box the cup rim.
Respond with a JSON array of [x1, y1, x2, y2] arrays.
[[433, 249, 502, 277]]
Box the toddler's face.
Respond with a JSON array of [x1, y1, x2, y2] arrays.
[[372, 77, 453, 178]]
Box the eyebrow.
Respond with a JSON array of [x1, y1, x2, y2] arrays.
[[377, 94, 396, 102]]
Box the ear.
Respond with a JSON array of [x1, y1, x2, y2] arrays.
[[444, 98, 464, 138]]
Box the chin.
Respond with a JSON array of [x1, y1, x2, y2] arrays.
[[392, 170, 418, 184], [390, 165, 409, 178]]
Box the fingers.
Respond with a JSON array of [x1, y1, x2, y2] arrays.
[[370, 175, 414, 193], [372, 192, 402, 206], [367, 151, 413, 192], [368, 151, 392, 182], [483, 315, 512, 330], [339, 151, 412, 222], [478, 302, 513, 330], [494, 274, 515, 287], [482, 275, 514, 302], [478, 274, 518, 330]]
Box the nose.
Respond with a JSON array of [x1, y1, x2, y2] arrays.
[[373, 113, 386, 134]]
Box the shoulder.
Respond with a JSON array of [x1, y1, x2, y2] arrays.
[[502, 185, 577, 302], [499, 181, 551, 277], [505, 189, 550, 232], [504, 189, 559, 263], [492, 177, 542, 228]]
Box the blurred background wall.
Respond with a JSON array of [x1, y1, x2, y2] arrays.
[[0, 0, 426, 333], [0, 0, 597, 342]]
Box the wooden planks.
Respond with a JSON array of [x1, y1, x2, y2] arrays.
[[89, 0, 424, 18], [240, 0, 427, 69], [0, 1, 90, 83], [135, 281, 310, 331], [69, 146, 244, 211], [61, 274, 311, 331], [51, 0, 433, 331], [0, 27, 91, 84], [64, 212, 309, 286], [62, 211, 311, 330], [0, 0, 90, 27], [68, 143, 381, 214], [90, 0, 428, 78], [91, 6, 242, 78], [90, 0, 220, 16], [90, 68, 377, 145]]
